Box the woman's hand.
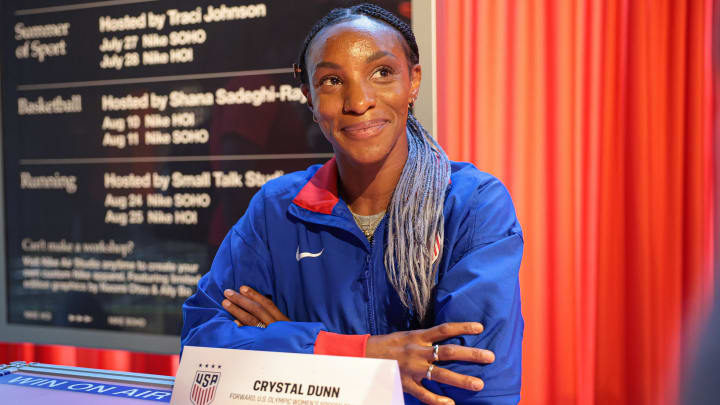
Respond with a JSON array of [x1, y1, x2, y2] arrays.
[[366, 322, 494, 405], [222, 286, 290, 327]]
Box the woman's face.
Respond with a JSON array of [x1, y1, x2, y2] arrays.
[[303, 17, 421, 166]]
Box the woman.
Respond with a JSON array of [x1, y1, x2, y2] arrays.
[[182, 4, 523, 405]]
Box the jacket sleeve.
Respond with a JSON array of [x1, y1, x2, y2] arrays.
[[181, 188, 328, 354], [424, 177, 524, 404]]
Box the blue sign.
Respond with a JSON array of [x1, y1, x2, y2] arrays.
[[0, 373, 172, 402]]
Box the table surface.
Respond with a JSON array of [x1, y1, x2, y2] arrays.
[[0, 361, 175, 404]]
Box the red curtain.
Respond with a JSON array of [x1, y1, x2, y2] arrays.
[[436, 1, 716, 405]]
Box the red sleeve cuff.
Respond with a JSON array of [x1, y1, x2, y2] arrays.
[[313, 331, 369, 357]]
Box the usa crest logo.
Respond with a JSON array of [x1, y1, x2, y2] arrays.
[[190, 367, 221, 405]]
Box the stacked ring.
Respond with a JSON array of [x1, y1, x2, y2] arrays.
[[426, 344, 440, 381], [426, 364, 434, 381], [256, 322, 267, 328]]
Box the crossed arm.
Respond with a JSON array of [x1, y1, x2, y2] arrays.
[[222, 285, 495, 405]]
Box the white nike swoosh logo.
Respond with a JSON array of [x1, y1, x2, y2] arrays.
[[296, 247, 324, 261]]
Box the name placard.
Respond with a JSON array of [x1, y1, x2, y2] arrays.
[[171, 346, 404, 405]]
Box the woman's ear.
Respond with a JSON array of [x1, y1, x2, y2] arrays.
[[301, 84, 314, 109], [409, 64, 422, 104]]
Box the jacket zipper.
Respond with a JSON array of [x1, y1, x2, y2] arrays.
[[366, 237, 377, 335]]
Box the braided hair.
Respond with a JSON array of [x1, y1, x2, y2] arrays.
[[296, 3, 451, 324]]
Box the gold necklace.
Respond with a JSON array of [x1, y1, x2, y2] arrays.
[[351, 211, 385, 241]]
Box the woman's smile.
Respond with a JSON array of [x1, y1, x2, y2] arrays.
[[340, 118, 390, 139]]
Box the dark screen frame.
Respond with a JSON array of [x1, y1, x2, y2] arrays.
[[0, 0, 436, 355]]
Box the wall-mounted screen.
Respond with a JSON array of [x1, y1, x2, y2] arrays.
[[0, 0, 426, 354]]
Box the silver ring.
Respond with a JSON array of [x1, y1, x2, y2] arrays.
[[256, 322, 266, 328], [433, 344, 439, 362], [426, 364, 434, 381]]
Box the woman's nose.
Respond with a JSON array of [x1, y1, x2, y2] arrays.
[[343, 80, 376, 114]]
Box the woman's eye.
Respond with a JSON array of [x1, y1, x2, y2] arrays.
[[372, 67, 393, 79], [320, 76, 341, 86]]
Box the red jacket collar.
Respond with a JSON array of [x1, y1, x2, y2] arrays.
[[292, 158, 340, 214], [292, 156, 451, 215]]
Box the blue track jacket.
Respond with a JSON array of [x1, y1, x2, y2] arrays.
[[182, 158, 524, 404]]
